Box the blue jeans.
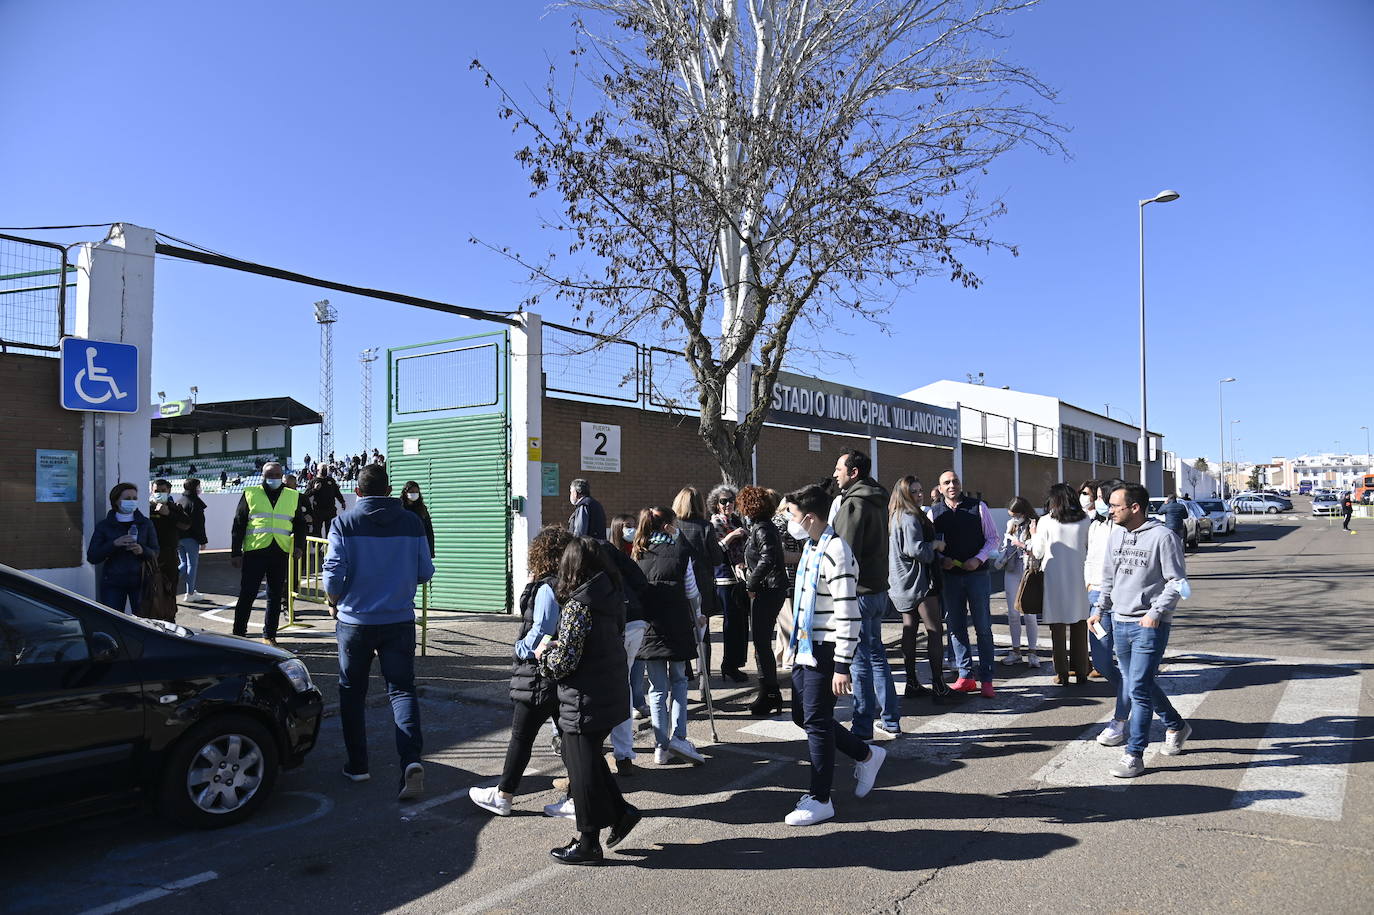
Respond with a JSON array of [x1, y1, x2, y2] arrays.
[[941, 571, 995, 681], [630, 659, 648, 709], [851, 592, 901, 738], [1087, 591, 1129, 721], [336, 620, 423, 772], [610, 620, 648, 760], [1113, 617, 1184, 756], [98, 578, 142, 614], [177, 538, 201, 594], [644, 659, 689, 747]]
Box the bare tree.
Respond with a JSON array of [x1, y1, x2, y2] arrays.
[[472, 0, 1063, 485]]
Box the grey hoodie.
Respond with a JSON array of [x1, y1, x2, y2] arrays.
[[1094, 518, 1187, 623]]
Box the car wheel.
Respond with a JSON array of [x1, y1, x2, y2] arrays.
[[1267, 506, 1278, 514], [159, 713, 280, 829]]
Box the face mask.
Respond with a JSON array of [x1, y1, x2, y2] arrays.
[[1095, 499, 1110, 517], [118, 500, 138, 514], [622, 526, 636, 541], [787, 517, 810, 541], [1080, 494, 1094, 511], [264, 478, 283, 490], [406, 492, 420, 502], [153, 492, 172, 503]]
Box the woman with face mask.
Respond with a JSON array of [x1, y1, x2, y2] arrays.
[[997, 496, 1041, 668], [400, 481, 435, 559], [888, 475, 952, 702], [86, 482, 160, 614], [633, 507, 708, 765], [145, 479, 188, 621]]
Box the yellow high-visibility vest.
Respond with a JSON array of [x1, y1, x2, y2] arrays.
[[243, 486, 300, 553]]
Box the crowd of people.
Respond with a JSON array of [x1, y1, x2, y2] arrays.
[[87, 447, 1193, 862], [301, 448, 387, 483]]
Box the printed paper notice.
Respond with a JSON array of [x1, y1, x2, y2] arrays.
[[36, 449, 78, 502]]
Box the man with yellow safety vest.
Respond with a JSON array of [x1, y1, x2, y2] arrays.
[[231, 461, 309, 645]]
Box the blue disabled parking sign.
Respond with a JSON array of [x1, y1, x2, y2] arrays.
[[60, 337, 140, 413]]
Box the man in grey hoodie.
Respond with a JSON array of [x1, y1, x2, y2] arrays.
[[1093, 482, 1192, 778]]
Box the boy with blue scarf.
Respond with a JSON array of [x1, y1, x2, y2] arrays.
[[782, 485, 888, 826]]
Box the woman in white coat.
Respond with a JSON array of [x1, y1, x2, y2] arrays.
[[1030, 483, 1093, 686]]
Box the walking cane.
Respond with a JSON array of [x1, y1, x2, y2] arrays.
[[694, 620, 720, 743]]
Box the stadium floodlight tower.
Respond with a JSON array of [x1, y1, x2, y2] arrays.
[[359, 347, 379, 454], [313, 299, 338, 460]]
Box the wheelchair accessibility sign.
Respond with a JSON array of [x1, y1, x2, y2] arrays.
[[60, 337, 140, 413]]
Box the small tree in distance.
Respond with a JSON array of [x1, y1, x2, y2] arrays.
[[472, 0, 1064, 486]]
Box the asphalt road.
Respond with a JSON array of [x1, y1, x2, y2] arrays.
[[5, 509, 1370, 914]]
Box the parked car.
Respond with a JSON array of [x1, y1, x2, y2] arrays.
[[1148, 498, 1210, 547], [1312, 495, 1342, 516], [0, 563, 323, 834], [1233, 493, 1291, 514], [1196, 499, 1236, 536]]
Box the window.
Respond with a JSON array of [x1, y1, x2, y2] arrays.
[[1123, 441, 1139, 465], [1095, 435, 1119, 466], [0, 587, 90, 667], [1062, 426, 1091, 462]]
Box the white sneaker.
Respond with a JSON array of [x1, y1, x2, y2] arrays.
[[654, 746, 672, 765], [784, 794, 835, 826], [184, 590, 206, 602], [1110, 753, 1144, 778], [1097, 720, 1127, 747], [853, 744, 887, 798], [1024, 652, 1042, 669], [468, 786, 512, 817], [543, 797, 576, 818], [872, 721, 901, 740], [667, 737, 705, 765], [1000, 651, 1023, 666], [1161, 721, 1193, 756], [398, 762, 425, 801]]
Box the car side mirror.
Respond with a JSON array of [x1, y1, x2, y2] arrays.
[[90, 631, 120, 662]]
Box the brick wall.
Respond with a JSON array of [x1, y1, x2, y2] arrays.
[[1018, 454, 1060, 503], [0, 355, 84, 568]]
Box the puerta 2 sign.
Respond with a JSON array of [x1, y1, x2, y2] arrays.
[[767, 370, 959, 447]]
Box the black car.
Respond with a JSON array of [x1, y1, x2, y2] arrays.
[[0, 563, 322, 833]]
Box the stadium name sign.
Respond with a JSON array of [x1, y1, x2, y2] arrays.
[[766, 370, 959, 448]]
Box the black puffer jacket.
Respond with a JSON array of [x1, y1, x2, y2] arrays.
[[635, 539, 698, 661], [598, 541, 649, 623], [510, 577, 558, 707], [545, 572, 628, 735], [744, 518, 787, 593], [674, 517, 720, 614]]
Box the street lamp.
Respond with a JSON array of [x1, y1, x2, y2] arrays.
[[1218, 377, 1236, 498], [1230, 419, 1241, 493], [1139, 188, 1181, 488], [1361, 426, 1370, 461]]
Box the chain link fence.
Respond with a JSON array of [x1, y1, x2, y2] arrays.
[[542, 322, 640, 403], [1, 233, 71, 353]]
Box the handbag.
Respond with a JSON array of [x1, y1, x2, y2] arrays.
[[1015, 552, 1044, 615]]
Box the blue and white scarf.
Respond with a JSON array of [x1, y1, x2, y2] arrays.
[[789, 527, 834, 668]]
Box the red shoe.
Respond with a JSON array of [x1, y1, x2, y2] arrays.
[[951, 677, 979, 692], [980, 681, 996, 698]]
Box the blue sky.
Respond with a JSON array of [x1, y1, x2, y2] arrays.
[[3, 0, 1371, 468]]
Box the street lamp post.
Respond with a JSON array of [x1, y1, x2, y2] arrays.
[[1139, 189, 1180, 488], [1218, 377, 1236, 498], [1230, 419, 1241, 492], [1362, 426, 1371, 464]]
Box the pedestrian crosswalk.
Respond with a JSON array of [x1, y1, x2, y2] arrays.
[[734, 652, 1365, 821]]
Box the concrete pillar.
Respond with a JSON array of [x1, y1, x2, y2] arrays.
[[509, 312, 543, 593], [952, 401, 964, 481], [869, 435, 879, 480], [1012, 418, 1021, 496]]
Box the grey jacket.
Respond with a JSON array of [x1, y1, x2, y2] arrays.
[[1094, 519, 1187, 623], [887, 511, 937, 612]]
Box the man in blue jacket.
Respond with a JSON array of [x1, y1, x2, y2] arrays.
[[324, 465, 436, 801]]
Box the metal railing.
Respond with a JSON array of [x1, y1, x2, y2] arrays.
[[1, 233, 71, 353], [543, 322, 641, 403]]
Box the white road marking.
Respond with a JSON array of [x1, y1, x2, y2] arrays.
[[441, 758, 790, 915], [75, 871, 219, 915], [1031, 661, 1233, 790], [1232, 666, 1363, 821]]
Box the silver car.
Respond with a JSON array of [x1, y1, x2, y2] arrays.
[[1233, 494, 1289, 514], [1312, 495, 1342, 516]]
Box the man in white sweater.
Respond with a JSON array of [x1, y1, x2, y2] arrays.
[[781, 485, 887, 826]]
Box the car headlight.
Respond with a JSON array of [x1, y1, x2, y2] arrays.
[[278, 658, 315, 693]]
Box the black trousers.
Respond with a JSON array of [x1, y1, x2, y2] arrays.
[[233, 547, 289, 639], [499, 696, 559, 794], [562, 726, 627, 834], [750, 588, 787, 688], [1343, 512, 1352, 530], [717, 581, 750, 670], [791, 642, 869, 803]]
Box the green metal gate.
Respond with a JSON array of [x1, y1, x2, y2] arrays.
[[386, 330, 510, 612]]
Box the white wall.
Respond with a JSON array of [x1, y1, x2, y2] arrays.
[[227, 428, 253, 451], [905, 380, 1061, 429]]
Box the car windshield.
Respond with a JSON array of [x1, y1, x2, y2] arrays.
[[1199, 501, 1223, 511]]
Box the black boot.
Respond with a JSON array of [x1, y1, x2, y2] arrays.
[[929, 660, 951, 705], [551, 834, 604, 865], [903, 624, 928, 697], [747, 686, 784, 716]]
